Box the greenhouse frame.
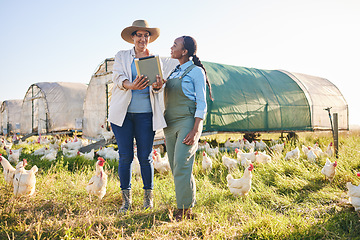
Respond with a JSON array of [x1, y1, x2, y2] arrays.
[[0, 99, 23, 135], [20, 82, 88, 135]]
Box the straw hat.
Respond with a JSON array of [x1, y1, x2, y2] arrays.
[[121, 20, 160, 44]]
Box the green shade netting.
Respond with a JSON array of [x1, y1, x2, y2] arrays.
[[203, 61, 311, 132]]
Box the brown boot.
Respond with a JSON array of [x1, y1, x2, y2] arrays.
[[173, 208, 193, 222], [143, 189, 153, 210], [119, 189, 132, 214]]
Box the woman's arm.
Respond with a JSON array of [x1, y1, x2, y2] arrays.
[[182, 117, 203, 145], [112, 51, 130, 90], [193, 68, 207, 119], [182, 68, 207, 145]]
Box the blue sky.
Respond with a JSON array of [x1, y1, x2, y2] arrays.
[[1, 0, 359, 125]]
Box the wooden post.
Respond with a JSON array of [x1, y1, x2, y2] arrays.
[[333, 113, 339, 158]]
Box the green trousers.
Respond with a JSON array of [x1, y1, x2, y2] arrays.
[[164, 64, 201, 209], [164, 117, 200, 209]]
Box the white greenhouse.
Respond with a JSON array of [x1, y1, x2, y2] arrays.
[[20, 82, 88, 135], [1, 99, 23, 135]]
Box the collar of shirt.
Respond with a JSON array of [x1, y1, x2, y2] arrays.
[[172, 60, 193, 77], [131, 47, 153, 58], [177, 60, 193, 71]]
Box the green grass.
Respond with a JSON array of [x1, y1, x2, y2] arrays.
[[1, 131, 360, 239]]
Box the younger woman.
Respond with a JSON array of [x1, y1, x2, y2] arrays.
[[163, 36, 212, 221]]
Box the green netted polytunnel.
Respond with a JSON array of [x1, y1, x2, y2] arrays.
[[202, 61, 348, 133], [83, 58, 348, 140]]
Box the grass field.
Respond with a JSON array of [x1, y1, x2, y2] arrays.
[[1, 130, 360, 239]]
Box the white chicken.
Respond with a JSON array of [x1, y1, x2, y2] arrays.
[[49, 138, 61, 151], [153, 147, 162, 155], [312, 142, 323, 157], [86, 157, 107, 201], [104, 148, 119, 160], [202, 151, 213, 172], [321, 159, 337, 182], [1, 139, 13, 149], [8, 148, 22, 164], [301, 145, 310, 155], [239, 151, 256, 163], [62, 138, 82, 150], [101, 124, 114, 142], [41, 149, 58, 161], [96, 146, 119, 160], [0, 154, 16, 186], [285, 147, 300, 160], [132, 155, 141, 176], [153, 150, 171, 174], [197, 141, 210, 151], [346, 173, 360, 212], [243, 139, 255, 152], [222, 155, 239, 171], [255, 151, 272, 164], [4, 146, 11, 155], [62, 148, 79, 158], [96, 146, 108, 158], [224, 138, 236, 149], [204, 143, 219, 158], [234, 148, 244, 160], [33, 146, 47, 156], [232, 139, 243, 149], [39, 136, 51, 145], [78, 149, 95, 160], [307, 149, 318, 162], [227, 164, 254, 197], [324, 142, 334, 157], [270, 142, 285, 154], [240, 157, 252, 168], [255, 140, 267, 151], [13, 159, 38, 197]]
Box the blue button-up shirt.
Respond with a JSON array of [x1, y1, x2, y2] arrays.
[[127, 60, 152, 113], [169, 60, 207, 119]]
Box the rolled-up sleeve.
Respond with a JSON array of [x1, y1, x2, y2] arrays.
[[193, 68, 207, 119], [112, 51, 130, 90]]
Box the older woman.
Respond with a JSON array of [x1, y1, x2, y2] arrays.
[[108, 20, 165, 213], [163, 36, 213, 221]]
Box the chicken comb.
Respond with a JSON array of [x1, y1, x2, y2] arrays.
[[248, 163, 254, 171]]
